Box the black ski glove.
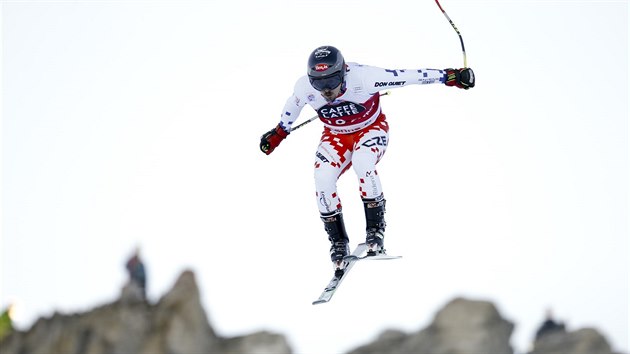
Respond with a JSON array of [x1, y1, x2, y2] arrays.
[[445, 68, 475, 89]]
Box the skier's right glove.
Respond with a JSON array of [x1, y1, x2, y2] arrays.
[[260, 124, 289, 155], [444, 68, 475, 89]]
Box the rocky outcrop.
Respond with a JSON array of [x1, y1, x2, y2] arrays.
[[217, 331, 294, 354], [347, 297, 621, 354], [348, 297, 514, 354], [530, 327, 615, 354], [0, 270, 291, 354], [0, 272, 622, 354]]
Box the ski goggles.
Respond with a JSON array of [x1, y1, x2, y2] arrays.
[[309, 71, 344, 91]]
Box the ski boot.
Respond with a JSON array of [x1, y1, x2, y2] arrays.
[[321, 210, 351, 278], [363, 196, 386, 256]]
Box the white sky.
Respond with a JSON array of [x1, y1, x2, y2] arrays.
[[2, 1, 628, 354]]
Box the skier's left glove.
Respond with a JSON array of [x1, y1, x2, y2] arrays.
[[260, 124, 289, 155], [444, 68, 475, 89]]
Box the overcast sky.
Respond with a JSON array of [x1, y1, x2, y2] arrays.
[[2, 1, 628, 353]]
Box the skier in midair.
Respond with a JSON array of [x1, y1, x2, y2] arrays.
[[260, 46, 475, 277]]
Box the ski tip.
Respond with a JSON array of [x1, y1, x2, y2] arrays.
[[312, 300, 328, 305]]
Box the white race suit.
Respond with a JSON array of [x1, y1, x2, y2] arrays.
[[278, 63, 446, 214]]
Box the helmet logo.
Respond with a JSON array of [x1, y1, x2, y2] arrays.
[[315, 63, 329, 71], [314, 47, 331, 59]]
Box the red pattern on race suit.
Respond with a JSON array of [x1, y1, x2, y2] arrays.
[[318, 113, 389, 173]]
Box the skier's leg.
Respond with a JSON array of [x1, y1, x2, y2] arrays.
[[314, 131, 353, 274], [352, 117, 389, 254], [314, 131, 353, 214]]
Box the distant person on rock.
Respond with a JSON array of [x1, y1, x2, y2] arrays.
[[535, 308, 565, 340], [125, 247, 147, 300]]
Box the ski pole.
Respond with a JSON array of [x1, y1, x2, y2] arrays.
[[289, 114, 319, 133], [290, 91, 391, 133], [435, 0, 468, 68]]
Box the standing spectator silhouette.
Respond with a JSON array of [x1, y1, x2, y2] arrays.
[[125, 247, 147, 300], [535, 308, 565, 340]]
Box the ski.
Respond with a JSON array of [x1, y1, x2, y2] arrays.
[[344, 253, 402, 261], [312, 243, 368, 305]]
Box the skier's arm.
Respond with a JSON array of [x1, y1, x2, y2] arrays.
[[278, 86, 308, 132], [260, 79, 308, 155], [359, 65, 447, 94], [359, 64, 474, 93]]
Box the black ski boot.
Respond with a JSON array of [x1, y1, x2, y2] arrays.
[[363, 196, 386, 256], [321, 210, 351, 277]]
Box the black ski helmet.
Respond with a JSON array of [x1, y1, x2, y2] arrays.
[[307, 46, 345, 91]]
